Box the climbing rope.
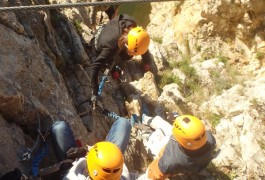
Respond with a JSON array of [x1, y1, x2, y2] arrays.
[[0, 0, 180, 12]]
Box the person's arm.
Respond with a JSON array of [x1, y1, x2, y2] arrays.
[[147, 146, 169, 180], [141, 50, 153, 72], [206, 130, 216, 152], [147, 158, 169, 180], [91, 47, 116, 96], [63, 158, 87, 180]]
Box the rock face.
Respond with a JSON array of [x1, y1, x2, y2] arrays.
[[0, 0, 265, 179], [146, 0, 265, 178]]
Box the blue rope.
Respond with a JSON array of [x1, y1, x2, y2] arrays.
[[107, 112, 120, 120], [31, 143, 49, 177], [98, 75, 108, 96]]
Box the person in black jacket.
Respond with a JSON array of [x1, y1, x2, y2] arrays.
[[88, 14, 152, 109]]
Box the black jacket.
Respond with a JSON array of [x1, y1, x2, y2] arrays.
[[90, 14, 151, 96]]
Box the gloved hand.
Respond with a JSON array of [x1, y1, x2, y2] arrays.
[[91, 95, 98, 110], [0, 168, 28, 180], [143, 63, 151, 72], [66, 147, 88, 159], [166, 112, 179, 121], [111, 66, 122, 80], [112, 71, 120, 80]]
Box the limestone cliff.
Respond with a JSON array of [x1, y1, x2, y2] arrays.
[[0, 0, 265, 179]]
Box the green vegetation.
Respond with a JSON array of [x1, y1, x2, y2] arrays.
[[156, 56, 201, 100], [176, 57, 200, 97], [73, 19, 83, 34], [208, 113, 222, 128], [209, 69, 232, 95], [258, 140, 265, 150], [207, 163, 233, 180], [206, 54, 244, 97], [152, 36, 163, 44], [195, 44, 201, 52], [118, 3, 151, 28], [216, 54, 229, 65], [256, 51, 265, 60], [250, 98, 259, 108], [157, 70, 182, 89]]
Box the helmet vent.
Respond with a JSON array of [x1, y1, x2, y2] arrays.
[[102, 168, 111, 173], [183, 117, 190, 123], [113, 168, 120, 173], [94, 145, 99, 157]]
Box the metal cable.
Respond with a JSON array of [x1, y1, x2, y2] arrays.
[[0, 0, 180, 12]]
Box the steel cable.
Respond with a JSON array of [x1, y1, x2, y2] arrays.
[[0, 0, 181, 12]]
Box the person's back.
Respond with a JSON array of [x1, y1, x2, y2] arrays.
[[147, 115, 216, 179], [158, 132, 215, 175]]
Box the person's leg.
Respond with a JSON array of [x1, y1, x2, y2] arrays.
[[142, 115, 172, 136], [106, 117, 131, 154], [51, 121, 77, 161]]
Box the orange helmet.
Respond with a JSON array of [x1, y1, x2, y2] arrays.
[[172, 115, 207, 150], [127, 26, 150, 56], [87, 142, 124, 180]]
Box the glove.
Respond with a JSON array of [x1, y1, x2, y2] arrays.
[[66, 147, 88, 159], [112, 71, 120, 80], [91, 95, 98, 110], [111, 66, 122, 80], [166, 112, 179, 121], [0, 168, 25, 180], [143, 63, 151, 72]]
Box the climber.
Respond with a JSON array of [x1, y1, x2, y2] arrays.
[[88, 14, 152, 110], [57, 113, 133, 179], [0, 121, 77, 180], [140, 112, 216, 179], [1, 114, 132, 179]]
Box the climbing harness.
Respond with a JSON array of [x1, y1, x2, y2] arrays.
[[111, 65, 127, 82], [0, 0, 181, 12], [98, 65, 126, 96]]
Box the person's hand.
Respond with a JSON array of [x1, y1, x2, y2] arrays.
[[166, 112, 179, 122], [0, 168, 28, 180], [143, 63, 151, 72], [112, 71, 120, 80], [66, 147, 88, 159], [91, 95, 98, 110]]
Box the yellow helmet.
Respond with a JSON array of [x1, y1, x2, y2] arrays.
[[87, 142, 124, 180], [127, 26, 150, 56], [172, 115, 207, 150]]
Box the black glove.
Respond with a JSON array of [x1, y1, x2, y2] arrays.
[[166, 112, 179, 121], [0, 168, 22, 180], [66, 147, 88, 159]]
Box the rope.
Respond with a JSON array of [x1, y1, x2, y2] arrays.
[[0, 0, 180, 12]]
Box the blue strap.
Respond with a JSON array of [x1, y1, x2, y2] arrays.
[[107, 112, 120, 120], [98, 75, 108, 96], [31, 143, 49, 177]]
